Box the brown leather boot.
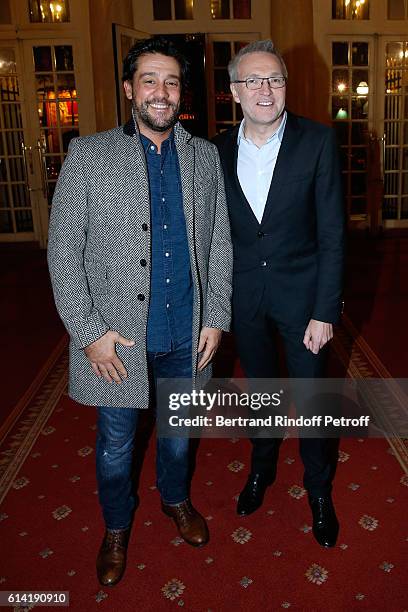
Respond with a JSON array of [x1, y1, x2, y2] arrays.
[[96, 527, 130, 587], [161, 499, 209, 547]]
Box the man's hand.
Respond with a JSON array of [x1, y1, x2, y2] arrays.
[[197, 327, 222, 371], [84, 331, 135, 383], [303, 319, 333, 355]]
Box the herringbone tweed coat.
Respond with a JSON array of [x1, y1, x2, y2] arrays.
[[47, 119, 232, 408]]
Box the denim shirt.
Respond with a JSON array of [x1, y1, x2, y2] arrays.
[[141, 131, 193, 352]]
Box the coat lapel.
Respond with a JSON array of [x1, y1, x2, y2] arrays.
[[117, 119, 151, 237], [174, 121, 195, 254], [173, 122, 202, 356]]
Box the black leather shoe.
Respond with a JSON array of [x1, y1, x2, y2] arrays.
[[308, 495, 339, 548], [237, 473, 273, 516]]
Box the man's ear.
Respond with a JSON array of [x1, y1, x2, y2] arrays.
[[123, 80, 133, 101], [230, 83, 240, 104]]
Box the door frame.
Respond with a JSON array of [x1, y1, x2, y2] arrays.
[[112, 24, 150, 126], [0, 37, 38, 243], [376, 34, 408, 228], [0, 33, 96, 246], [313, 0, 408, 229]]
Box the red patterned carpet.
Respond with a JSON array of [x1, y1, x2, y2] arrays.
[[0, 327, 407, 611], [1, 237, 407, 610], [0, 244, 65, 421], [343, 233, 408, 378]]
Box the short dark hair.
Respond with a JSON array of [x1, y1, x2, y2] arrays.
[[122, 37, 189, 88]]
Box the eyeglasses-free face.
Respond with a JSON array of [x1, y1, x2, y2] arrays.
[[123, 53, 181, 135]]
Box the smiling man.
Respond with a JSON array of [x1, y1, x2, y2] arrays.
[[213, 40, 345, 548], [48, 37, 232, 586]]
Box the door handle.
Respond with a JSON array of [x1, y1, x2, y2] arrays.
[[379, 133, 386, 181], [369, 132, 386, 181], [20, 140, 33, 193], [36, 140, 49, 200]]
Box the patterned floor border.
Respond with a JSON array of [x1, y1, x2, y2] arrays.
[[0, 317, 407, 505], [0, 335, 69, 505], [332, 314, 408, 474]]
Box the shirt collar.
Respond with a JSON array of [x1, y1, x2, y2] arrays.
[[140, 129, 175, 155], [237, 110, 287, 146]]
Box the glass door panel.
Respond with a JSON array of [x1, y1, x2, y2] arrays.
[[33, 42, 79, 213], [330, 39, 372, 222], [21, 37, 93, 246], [0, 33, 94, 245], [28, 0, 71, 23], [381, 39, 408, 223], [0, 44, 34, 238], [112, 25, 150, 125], [207, 34, 257, 137], [329, 35, 408, 229]]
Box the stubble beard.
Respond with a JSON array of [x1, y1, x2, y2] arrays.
[[132, 98, 180, 133]]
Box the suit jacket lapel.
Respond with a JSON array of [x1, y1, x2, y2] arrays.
[[260, 112, 301, 226], [228, 126, 263, 227]]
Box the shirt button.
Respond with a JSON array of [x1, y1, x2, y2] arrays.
[[142, 223, 148, 231], [165, 252, 170, 257], [150, 145, 155, 151], [162, 197, 165, 202], [137, 294, 145, 301], [163, 224, 167, 230], [166, 303, 170, 308], [257, 231, 265, 238], [166, 278, 170, 283], [260, 261, 267, 267], [140, 259, 147, 267]]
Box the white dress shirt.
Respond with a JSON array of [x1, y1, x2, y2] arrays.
[[237, 111, 287, 223]]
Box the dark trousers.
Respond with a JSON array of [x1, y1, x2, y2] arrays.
[[233, 293, 336, 497]]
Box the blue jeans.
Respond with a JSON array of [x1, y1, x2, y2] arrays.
[[96, 339, 192, 530]]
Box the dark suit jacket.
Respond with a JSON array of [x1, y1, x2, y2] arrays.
[[213, 111, 345, 328]]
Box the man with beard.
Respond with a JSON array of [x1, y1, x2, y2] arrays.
[[48, 38, 232, 586]]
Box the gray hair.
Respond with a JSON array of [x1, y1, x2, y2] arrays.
[[228, 39, 288, 82]]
